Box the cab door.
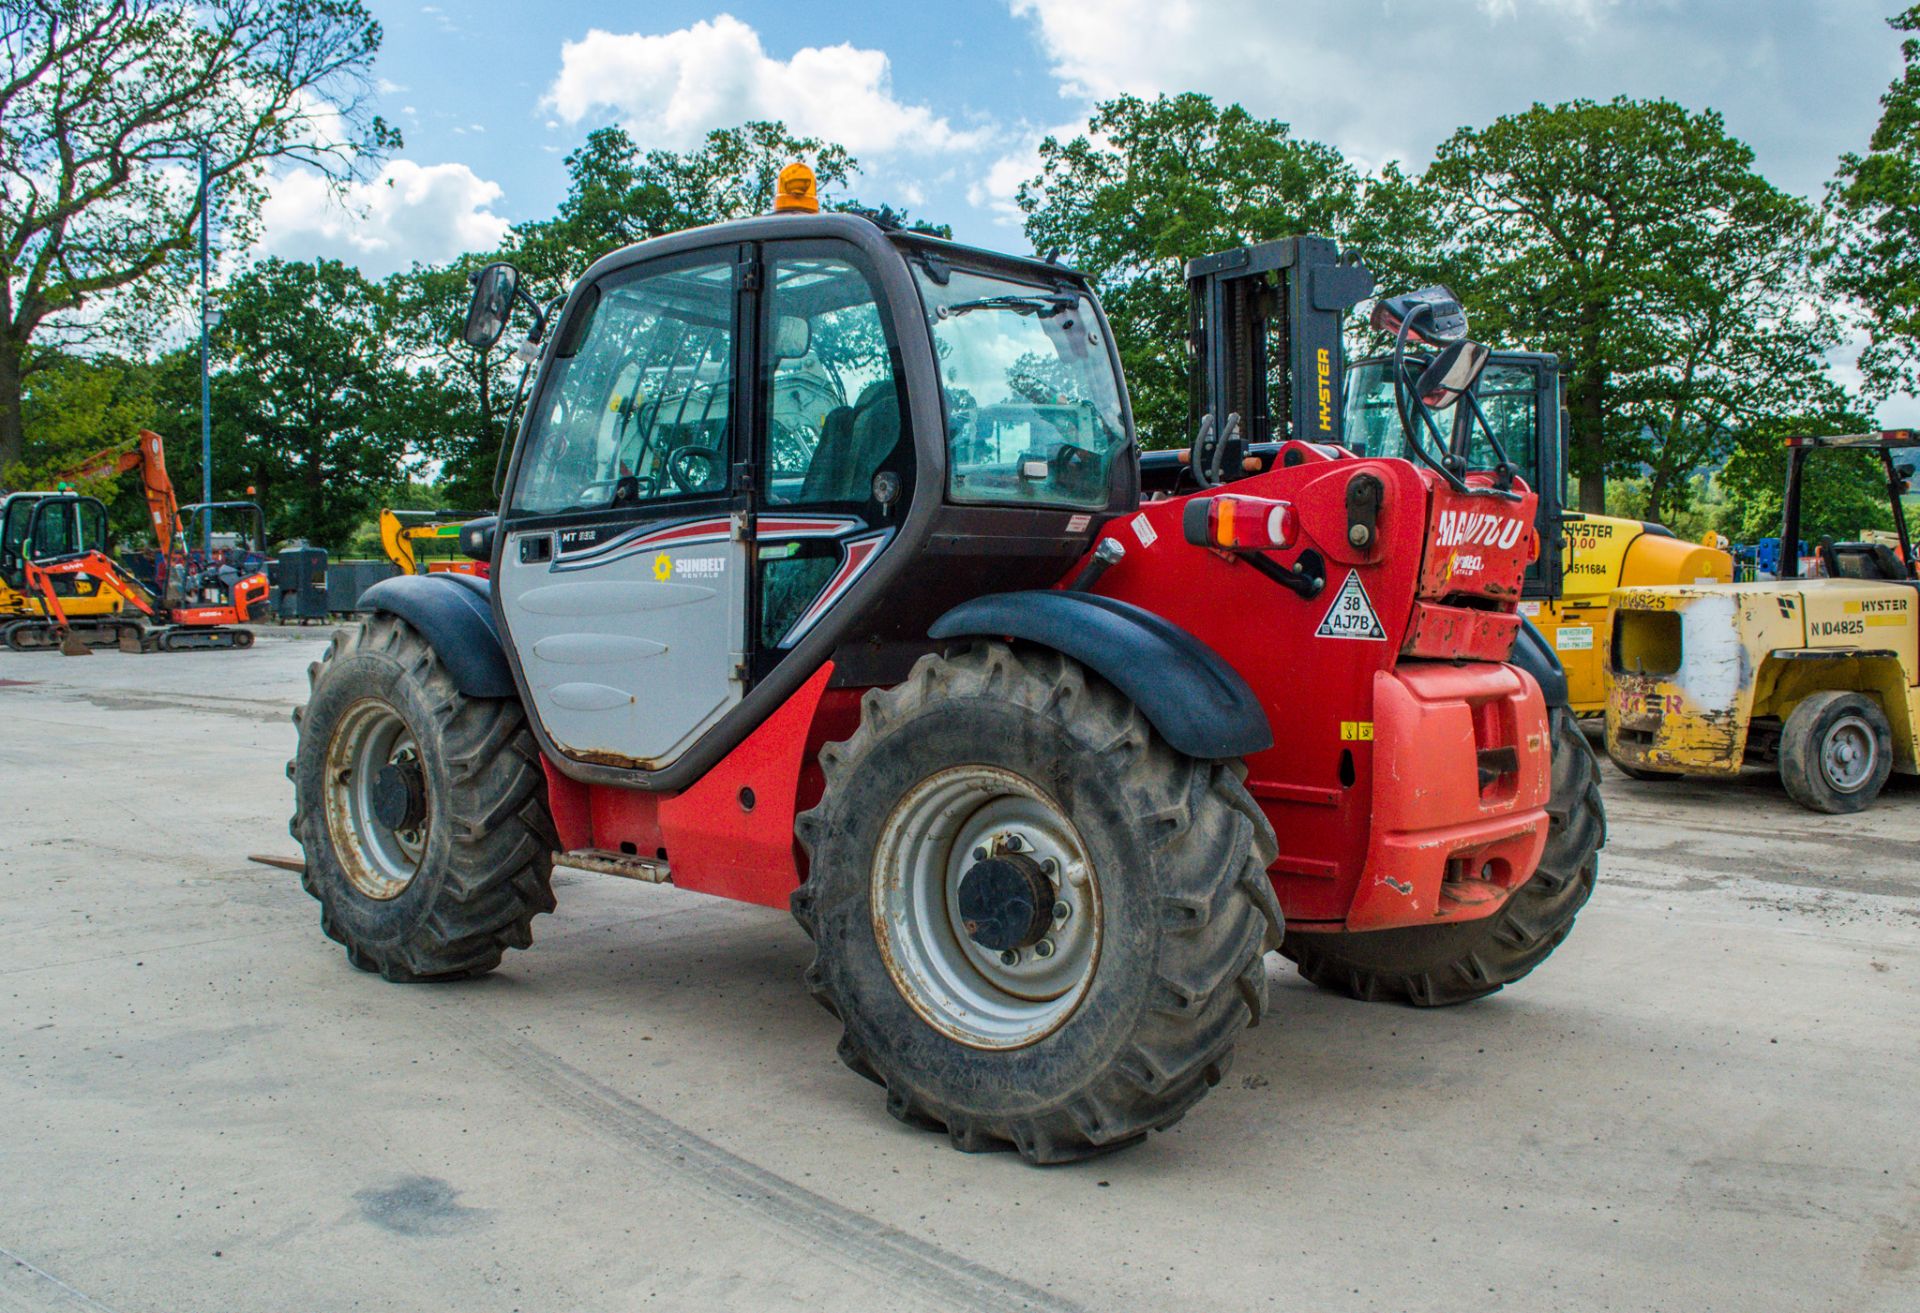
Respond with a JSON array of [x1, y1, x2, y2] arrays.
[[494, 250, 751, 769]]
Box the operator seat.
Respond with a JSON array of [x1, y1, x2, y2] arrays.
[[800, 381, 900, 505]]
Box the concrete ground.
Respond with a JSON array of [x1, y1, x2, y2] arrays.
[[2, 630, 1916, 1313]]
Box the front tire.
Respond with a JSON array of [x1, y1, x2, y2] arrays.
[[1779, 691, 1892, 814], [1282, 705, 1605, 1006], [289, 615, 557, 981], [793, 643, 1282, 1163]]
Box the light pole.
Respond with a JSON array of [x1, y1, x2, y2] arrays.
[[198, 144, 212, 556]]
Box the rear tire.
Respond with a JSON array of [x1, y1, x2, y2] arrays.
[[1281, 705, 1605, 1007], [793, 643, 1282, 1163], [1779, 691, 1891, 814], [289, 615, 557, 981]]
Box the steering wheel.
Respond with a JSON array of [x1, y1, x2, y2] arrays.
[[667, 445, 722, 493]]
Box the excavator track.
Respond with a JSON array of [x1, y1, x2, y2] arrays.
[[2, 617, 148, 654], [156, 625, 254, 652]]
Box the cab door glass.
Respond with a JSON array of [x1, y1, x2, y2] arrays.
[[913, 265, 1127, 509], [758, 251, 909, 648], [763, 255, 905, 506], [509, 259, 736, 517], [1464, 364, 1540, 485]]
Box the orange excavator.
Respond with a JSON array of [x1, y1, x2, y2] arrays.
[[1, 431, 270, 654]]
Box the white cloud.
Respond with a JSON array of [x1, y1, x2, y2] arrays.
[[544, 15, 986, 155], [1006, 0, 1895, 197], [259, 159, 510, 277]]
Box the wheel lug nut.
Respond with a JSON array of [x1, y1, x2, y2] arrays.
[[999, 949, 1020, 966], [1034, 939, 1055, 959], [972, 847, 988, 861], [1052, 900, 1070, 922], [1041, 857, 1058, 876]]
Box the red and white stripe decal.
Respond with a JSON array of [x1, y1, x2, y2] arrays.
[[780, 531, 891, 647], [553, 513, 862, 572]]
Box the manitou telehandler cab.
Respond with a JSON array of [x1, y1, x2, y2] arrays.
[[287, 174, 1604, 1162], [1609, 431, 1919, 812]]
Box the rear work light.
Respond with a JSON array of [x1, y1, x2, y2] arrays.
[[1183, 494, 1298, 552]]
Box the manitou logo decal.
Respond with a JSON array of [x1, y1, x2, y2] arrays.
[[1436, 509, 1527, 551]]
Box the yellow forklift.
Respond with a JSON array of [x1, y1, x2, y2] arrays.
[[1343, 352, 1731, 712], [1608, 431, 1918, 811]]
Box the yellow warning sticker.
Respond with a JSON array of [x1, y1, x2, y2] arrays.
[[1340, 721, 1375, 741]]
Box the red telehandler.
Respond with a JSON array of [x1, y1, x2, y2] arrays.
[[286, 174, 1604, 1161]]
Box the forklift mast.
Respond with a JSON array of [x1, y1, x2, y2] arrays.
[[1185, 237, 1376, 472]]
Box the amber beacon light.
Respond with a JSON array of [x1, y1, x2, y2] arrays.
[[774, 162, 819, 214]]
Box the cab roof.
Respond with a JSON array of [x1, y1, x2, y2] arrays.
[[1786, 430, 1919, 449], [576, 210, 1087, 290]]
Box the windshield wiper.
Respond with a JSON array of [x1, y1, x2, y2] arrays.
[[944, 293, 1079, 319]]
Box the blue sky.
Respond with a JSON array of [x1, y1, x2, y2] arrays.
[[262, 0, 1910, 282]]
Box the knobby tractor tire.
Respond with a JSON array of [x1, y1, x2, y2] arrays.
[[792, 642, 1283, 1164], [1281, 705, 1606, 1007], [1779, 690, 1893, 814], [288, 614, 557, 981]]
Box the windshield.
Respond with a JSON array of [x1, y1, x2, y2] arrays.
[[1344, 359, 1540, 485], [912, 263, 1127, 509], [511, 259, 736, 517]]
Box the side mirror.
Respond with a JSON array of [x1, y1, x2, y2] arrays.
[[463, 262, 520, 350], [1414, 339, 1491, 411], [1371, 287, 1468, 345]]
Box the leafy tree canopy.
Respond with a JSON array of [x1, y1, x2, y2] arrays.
[[1411, 97, 1839, 521], [1829, 4, 1920, 399], [1019, 93, 1363, 447], [0, 0, 396, 475]]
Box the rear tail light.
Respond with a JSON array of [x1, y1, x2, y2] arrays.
[[1183, 495, 1297, 551]]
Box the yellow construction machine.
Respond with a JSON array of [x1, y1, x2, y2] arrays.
[[1608, 431, 1918, 811], [1344, 351, 1731, 713], [378, 508, 491, 578]]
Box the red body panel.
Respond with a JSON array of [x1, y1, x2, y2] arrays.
[[543, 444, 1549, 935], [546, 663, 861, 908], [1091, 445, 1545, 930], [1346, 663, 1549, 930]]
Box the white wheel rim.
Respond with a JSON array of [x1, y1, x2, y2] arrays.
[[323, 698, 430, 900], [872, 765, 1101, 1051], [1821, 713, 1877, 793]]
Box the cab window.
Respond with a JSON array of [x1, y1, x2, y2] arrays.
[[912, 264, 1127, 510], [510, 259, 735, 517], [763, 254, 907, 506], [1344, 359, 1541, 486]]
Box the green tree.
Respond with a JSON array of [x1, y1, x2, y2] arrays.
[[1829, 5, 1920, 398], [0, 0, 397, 476], [1718, 411, 1893, 545], [1412, 98, 1839, 520], [212, 257, 410, 547], [509, 122, 857, 290], [1018, 93, 1363, 447], [384, 257, 516, 511]]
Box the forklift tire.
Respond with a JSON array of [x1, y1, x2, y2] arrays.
[[1281, 705, 1605, 1007], [1614, 761, 1680, 782], [1779, 691, 1892, 814], [792, 642, 1282, 1164], [289, 614, 557, 981]]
